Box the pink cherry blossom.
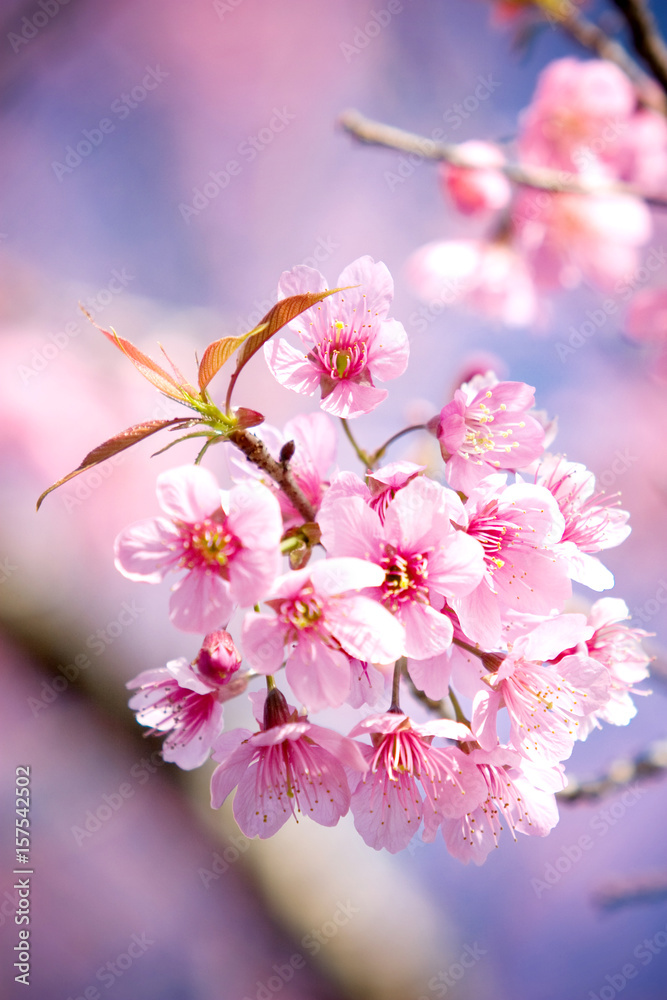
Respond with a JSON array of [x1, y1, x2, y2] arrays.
[[429, 372, 546, 493], [439, 747, 565, 865], [534, 454, 631, 591], [242, 557, 405, 712], [127, 633, 246, 770], [318, 475, 486, 661], [518, 58, 636, 177], [114, 466, 283, 633], [322, 462, 426, 522], [451, 474, 570, 648], [555, 598, 651, 728], [471, 615, 610, 763], [264, 256, 409, 418], [406, 238, 538, 328], [209, 687, 368, 838], [348, 713, 487, 853], [439, 141, 511, 215], [514, 191, 651, 292]]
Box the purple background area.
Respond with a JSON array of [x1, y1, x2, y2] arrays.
[[1, 1, 667, 998]]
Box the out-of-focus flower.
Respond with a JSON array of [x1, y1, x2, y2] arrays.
[[265, 255, 409, 418], [439, 141, 512, 215], [115, 465, 283, 632]]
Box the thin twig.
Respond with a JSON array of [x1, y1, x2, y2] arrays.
[[558, 737, 667, 802], [339, 109, 667, 209], [610, 0, 667, 98], [228, 429, 316, 522]]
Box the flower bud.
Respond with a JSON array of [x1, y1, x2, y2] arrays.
[[193, 630, 242, 687]]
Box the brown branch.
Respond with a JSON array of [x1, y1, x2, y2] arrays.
[[610, 0, 667, 98], [338, 108, 667, 209], [227, 428, 316, 523], [558, 736, 667, 803]]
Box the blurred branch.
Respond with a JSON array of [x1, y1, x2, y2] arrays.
[[610, 0, 667, 97], [593, 871, 667, 910], [558, 737, 667, 802], [338, 109, 667, 209]]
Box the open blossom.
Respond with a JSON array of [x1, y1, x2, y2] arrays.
[[210, 688, 368, 838], [114, 466, 282, 633], [429, 373, 546, 495], [471, 615, 610, 764], [533, 454, 631, 591], [229, 412, 337, 528], [127, 632, 246, 770], [450, 474, 570, 648], [439, 747, 565, 865], [264, 256, 409, 418], [242, 557, 405, 712], [439, 141, 511, 215], [349, 714, 487, 853], [556, 598, 651, 728], [319, 475, 486, 661]]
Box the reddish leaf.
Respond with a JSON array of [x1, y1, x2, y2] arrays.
[[80, 310, 190, 403], [198, 331, 264, 393], [224, 287, 347, 410], [36, 419, 190, 510]]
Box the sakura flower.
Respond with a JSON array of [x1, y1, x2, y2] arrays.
[[127, 632, 246, 770], [242, 557, 405, 712], [439, 141, 511, 215], [264, 256, 409, 418], [428, 372, 546, 493], [515, 190, 651, 292], [348, 714, 487, 853], [406, 238, 538, 328], [518, 58, 636, 177], [318, 475, 486, 661], [322, 461, 425, 522], [451, 473, 570, 648], [229, 412, 337, 528], [210, 687, 368, 838], [556, 598, 651, 728], [114, 465, 283, 633], [534, 454, 631, 590], [471, 614, 610, 764], [439, 747, 565, 865]]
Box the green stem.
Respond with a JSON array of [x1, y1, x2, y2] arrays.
[[448, 688, 469, 727], [389, 657, 405, 713], [452, 636, 485, 660], [340, 418, 371, 468], [369, 424, 428, 468]]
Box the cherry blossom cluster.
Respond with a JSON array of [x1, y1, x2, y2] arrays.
[[407, 55, 667, 334], [90, 255, 651, 863]]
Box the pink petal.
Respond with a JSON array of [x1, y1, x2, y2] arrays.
[[156, 465, 221, 522], [367, 318, 410, 381], [264, 338, 321, 395], [319, 380, 388, 419], [328, 594, 406, 663], [169, 570, 234, 633], [241, 614, 287, 674], [114, 517, 180, 582], [209, 736, 254, 809], [337, 255, 394, 321], [310, 556, 385, 596], [406, 651, 453, 701], [286, 640, 351, 711], [400, 602, 454, 659]]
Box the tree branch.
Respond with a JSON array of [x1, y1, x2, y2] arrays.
[[610, 0, 667, 98], [227, 429, 316, 522], [339, 108, 667, 209]]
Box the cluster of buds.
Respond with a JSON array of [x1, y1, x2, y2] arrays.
[[39, 256, 650, 862]]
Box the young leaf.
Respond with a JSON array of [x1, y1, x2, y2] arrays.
[[197, 327, 267, 393], [224, 287, 348, 410], [80, 309, 192, 403], [36, 418, 191, 510]]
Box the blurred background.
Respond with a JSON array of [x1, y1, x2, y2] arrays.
[[2, 0, 667, 997]]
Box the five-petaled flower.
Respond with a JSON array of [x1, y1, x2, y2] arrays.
[[115, 465, 283, 633], [264, 255, 409, 418]]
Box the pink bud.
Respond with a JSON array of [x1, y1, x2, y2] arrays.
[[440, 141, 511, 216], [193, 630, 242, 687]]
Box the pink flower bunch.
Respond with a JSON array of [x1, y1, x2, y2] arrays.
[[101, 259, 650, 860], [408, 57, 667, 327]]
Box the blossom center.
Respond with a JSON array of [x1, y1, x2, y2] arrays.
[[467, 502, 519, 571], [461, 394, 525, 465], [277, 588, 325, 636], [177, 513, 239, 573], [380, 546, 430, 610], [309, 320, 369, 382]]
